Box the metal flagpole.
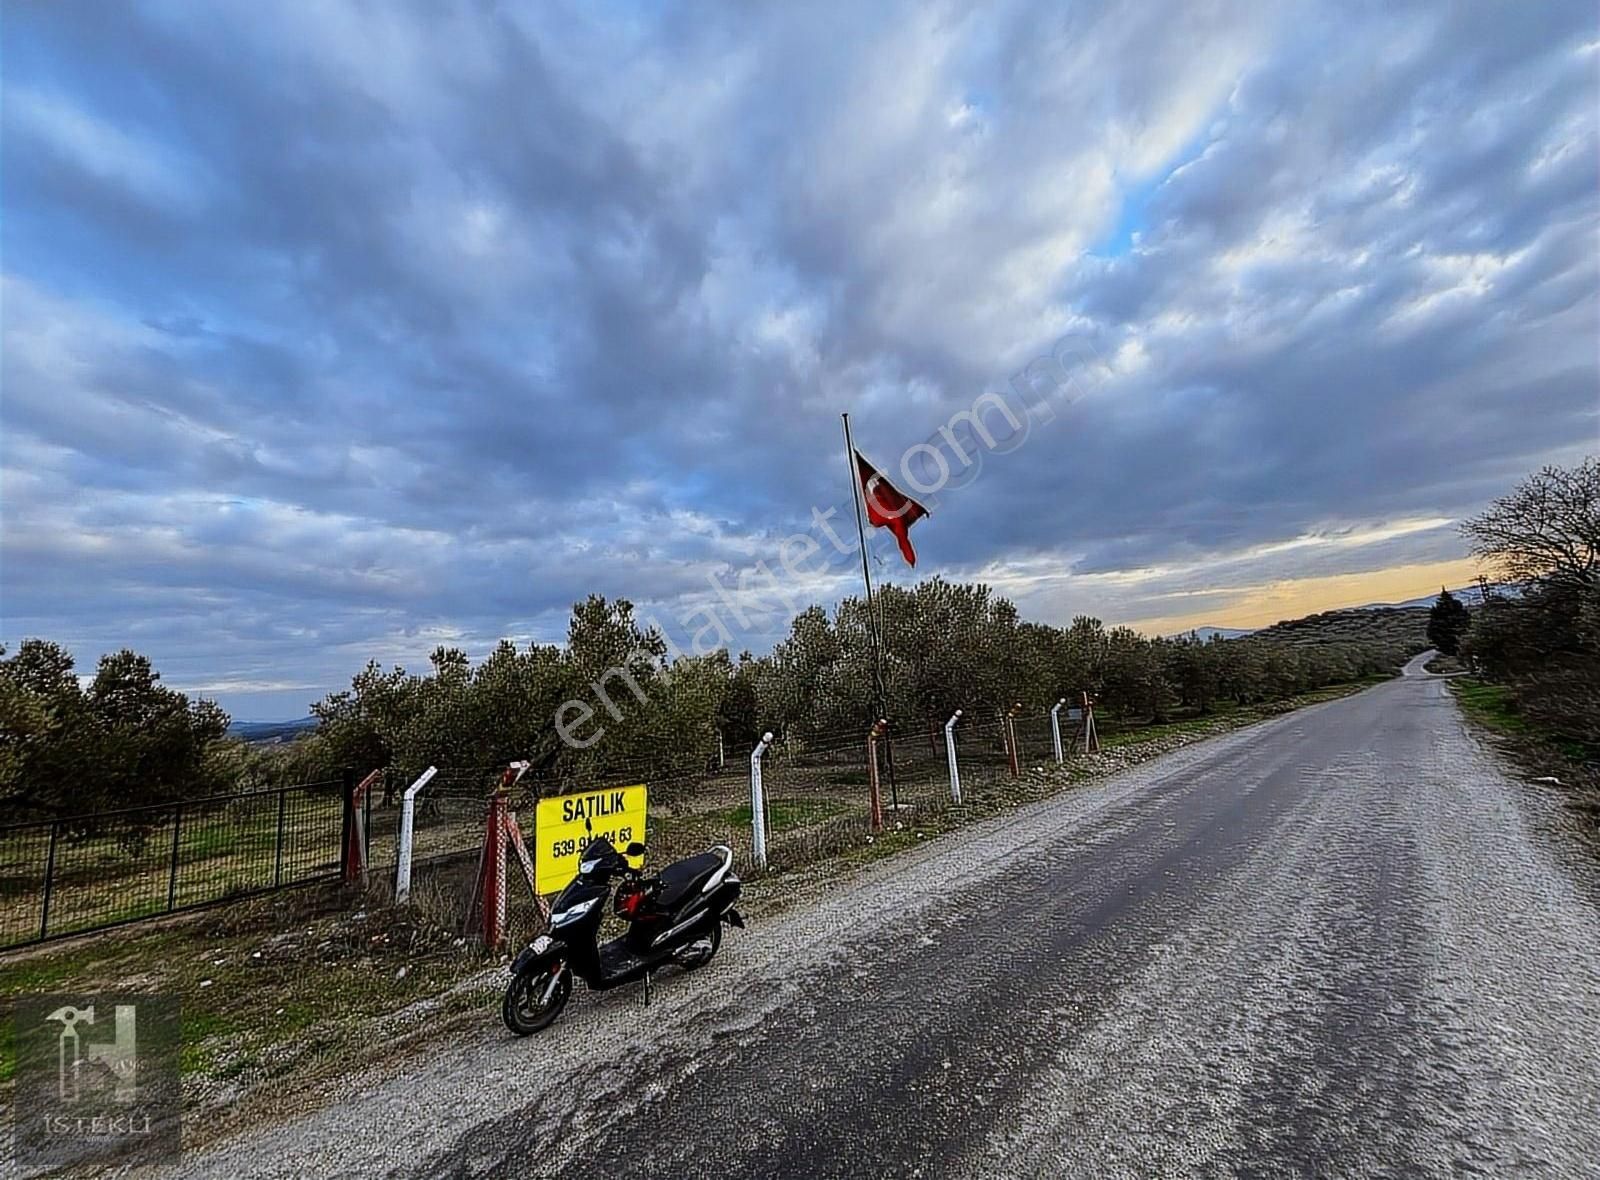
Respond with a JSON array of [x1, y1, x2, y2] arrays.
[[870, 549, 903, 810], [841, 413, 899, 811], [842, 413, 885, 697]]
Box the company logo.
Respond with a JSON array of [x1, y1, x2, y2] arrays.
[[46, 1003, 139, 1104], [11, 994, 180, 1167]]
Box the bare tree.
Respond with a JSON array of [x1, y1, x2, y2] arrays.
[[1461, 458, 1600, 587]]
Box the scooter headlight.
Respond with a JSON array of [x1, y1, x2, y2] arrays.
[[551, 897, 599, 927]]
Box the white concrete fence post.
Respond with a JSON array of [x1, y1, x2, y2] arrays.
[[395, 766, 438, 903], [1050, 698, 1067, 764], [944, 710, 963, 803], [750, 731, 774, 871]]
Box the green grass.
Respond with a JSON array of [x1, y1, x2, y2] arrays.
[[1, 794, 343, 950], [1449, 676, 1600, 843], [715, 799, 851, 832], [1096, 678, 1387, 750], [0, 887, 498, 1125], [1099, 711, 1235, 749], [180, 1009, 240, 1074], [1449, 678, 1529, 735], [184, 827, 241, 859], [1450, 677, 1596, 765]]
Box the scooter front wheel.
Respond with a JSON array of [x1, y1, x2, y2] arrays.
[[502, 964, 572, 1035]]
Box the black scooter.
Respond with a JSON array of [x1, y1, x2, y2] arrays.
[[501, 834, 744, 1034]]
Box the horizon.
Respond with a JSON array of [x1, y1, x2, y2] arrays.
[[3, 5, 1596, 721]]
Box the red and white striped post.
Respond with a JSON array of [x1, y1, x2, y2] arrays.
[[481, 789, 509, 951]]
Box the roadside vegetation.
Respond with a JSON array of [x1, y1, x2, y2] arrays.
[[1447, 458, 1599, 836]]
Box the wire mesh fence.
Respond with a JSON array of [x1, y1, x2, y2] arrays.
[[366, 765, 507, 876], [954, 716, 1018, 786], [1011, 714, 1059, 769], [0, 780, 346, 949]]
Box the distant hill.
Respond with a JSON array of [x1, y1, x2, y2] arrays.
[[1179, 584, 1507, 646], [227, 717, 317, 744], [1351, 583, 1506, 610], [1250, 606, 1430, 653], [1170, 626, 1256, 641]]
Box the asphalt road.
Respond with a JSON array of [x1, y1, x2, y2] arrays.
[[162, 657, 1600, 1178]]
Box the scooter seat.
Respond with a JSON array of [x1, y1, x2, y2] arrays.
[[652, 849, 728, 911]]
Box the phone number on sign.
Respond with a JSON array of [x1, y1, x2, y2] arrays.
[[550, 827, 636, 859]]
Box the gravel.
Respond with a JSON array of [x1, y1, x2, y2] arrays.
[[131, 670, 1600, 1179]]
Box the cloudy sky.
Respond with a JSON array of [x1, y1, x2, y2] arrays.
[[2, 1, 1597, 718]]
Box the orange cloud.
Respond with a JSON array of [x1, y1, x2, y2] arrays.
[[1125, 557, 1487, 635]]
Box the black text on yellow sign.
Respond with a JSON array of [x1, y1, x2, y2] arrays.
[[534, 784, 648, 894]]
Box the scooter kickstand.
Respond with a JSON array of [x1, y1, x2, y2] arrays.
[[643, 969, 653, 1007]]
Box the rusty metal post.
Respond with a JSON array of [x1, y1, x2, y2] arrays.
[[866, 719, 887, 833], [1004, 703, 1022, 778], [342, 768, 382, 886]]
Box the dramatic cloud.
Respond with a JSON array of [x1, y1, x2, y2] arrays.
[[2, 1, 1596, 715]]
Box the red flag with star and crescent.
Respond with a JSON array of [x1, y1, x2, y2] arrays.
[[855, 450, 929, 567]]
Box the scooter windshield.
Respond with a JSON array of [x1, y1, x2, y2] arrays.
[[576, 836, 621, 878]]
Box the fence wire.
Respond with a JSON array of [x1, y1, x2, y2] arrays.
[[0, 780, 344, 949]]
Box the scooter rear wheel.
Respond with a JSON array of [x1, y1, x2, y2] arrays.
[[502, 964, 572, 1035], [672, 919, 721, 971]]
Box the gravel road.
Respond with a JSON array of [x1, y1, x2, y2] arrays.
[[155, 658, 1600, 1178]]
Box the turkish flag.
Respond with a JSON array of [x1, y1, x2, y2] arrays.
[[855, 450, 929, 567]]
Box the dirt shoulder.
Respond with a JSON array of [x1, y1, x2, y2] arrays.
[[1448, 677, 1600, 867]]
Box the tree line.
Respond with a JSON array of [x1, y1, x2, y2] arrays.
[[0, 644, 231, 820], [280, 580, 1417, 791], [1, 594, 1407, 819]]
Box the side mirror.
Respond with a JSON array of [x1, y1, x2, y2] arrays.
[[625, 842, 646, 857]]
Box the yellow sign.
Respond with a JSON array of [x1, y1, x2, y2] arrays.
[[533, 784, 648, 895]]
